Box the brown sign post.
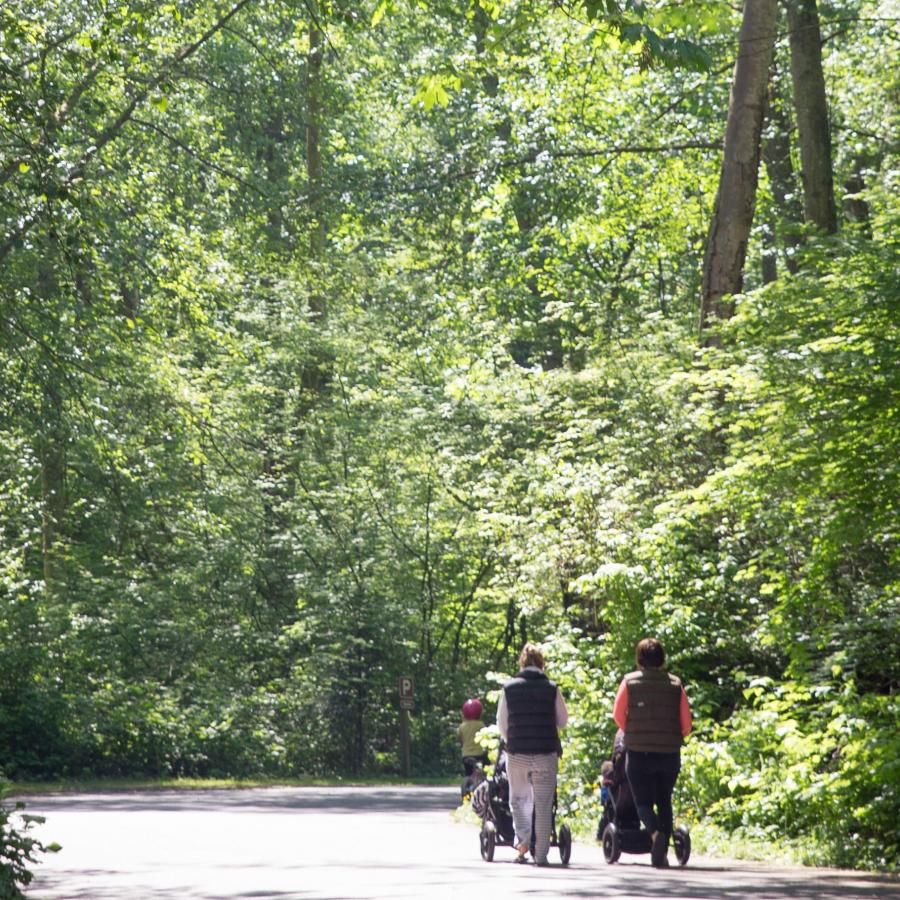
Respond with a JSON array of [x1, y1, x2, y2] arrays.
[[398, 676, 414, 776]]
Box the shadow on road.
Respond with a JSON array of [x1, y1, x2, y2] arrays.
[[21, 785, 458, 816], [510, 859, 900, 900], [31, 886, 302, 900], [30, 860, 900, 900], [27, 852, 900, 900]]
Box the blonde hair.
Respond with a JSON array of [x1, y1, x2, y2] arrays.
[[518, 642, 545, 670]]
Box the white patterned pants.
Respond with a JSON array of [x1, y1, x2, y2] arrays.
[[507, 752, 558, 863]]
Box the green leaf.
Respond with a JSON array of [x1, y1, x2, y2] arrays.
[[412, 74, 453, 110], [372, 0, 388, 26]]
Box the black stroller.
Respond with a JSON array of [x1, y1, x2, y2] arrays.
[[472, 744, 572, 864], [596, 731, 690, 865]]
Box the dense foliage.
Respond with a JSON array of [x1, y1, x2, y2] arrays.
[[1, 0, 897, 871]]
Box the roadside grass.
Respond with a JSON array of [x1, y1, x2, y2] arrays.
[[566, 813, 812, 865], [451, 797, 820, 868], [10, 774, 457, 795], [687, 821, 825, 866]]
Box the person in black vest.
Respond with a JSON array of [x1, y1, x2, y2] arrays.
[[496, 642, 568, 866], [612, 636, 692, 868]]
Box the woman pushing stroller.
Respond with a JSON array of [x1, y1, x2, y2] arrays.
[[496, 642, 568, 866], [612, 637, 692, 868]]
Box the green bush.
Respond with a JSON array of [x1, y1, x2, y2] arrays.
[[680, 678, 900, 869], [0, 777, 60, 899]]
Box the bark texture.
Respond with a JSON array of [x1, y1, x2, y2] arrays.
[[701, 0, 779, 338], [787, 0, 837, 233]]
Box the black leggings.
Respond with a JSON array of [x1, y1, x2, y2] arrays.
[[624, 749, 681, 838]]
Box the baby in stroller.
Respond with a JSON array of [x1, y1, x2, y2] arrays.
[[472, 743, 571, 864], [597, 729, 691, 865]]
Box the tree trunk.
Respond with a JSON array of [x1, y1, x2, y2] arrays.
[[301, 15, 329, 397], [842, 152, 874, 235], [40, 404, 67, 603], [700, 0, 778, 340], [786, 0, 837, 233], [263, 107, 286, 245], [307, 20, 325, 270], [37, 261, 67, 602], [762, 67, 803, 277], [761, 222, 778, 284]]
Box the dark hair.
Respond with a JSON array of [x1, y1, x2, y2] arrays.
[[636, 637, 665, 668]]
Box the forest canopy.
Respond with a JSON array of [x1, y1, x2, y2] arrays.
[[1, 0, 898, 871]]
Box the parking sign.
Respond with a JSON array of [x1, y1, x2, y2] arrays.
[[399, 675, 414, 709]]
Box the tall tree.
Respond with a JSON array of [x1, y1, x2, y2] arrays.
[[307, 16, 326, 264], [786, 0, 837, 233], [700, 0, 779, 338], [34, 252, 67, 604], [761, 64, 803, 280]]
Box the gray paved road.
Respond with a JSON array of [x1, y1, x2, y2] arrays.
[[20, 786, 898, 899]]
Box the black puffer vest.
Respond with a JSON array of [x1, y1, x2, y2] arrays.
[[623, 668, 683, 753], [504, 669, 559, 755]]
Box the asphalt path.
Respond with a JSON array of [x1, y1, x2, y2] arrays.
[[19, 785, 898, 899]]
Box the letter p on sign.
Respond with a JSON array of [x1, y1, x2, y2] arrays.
[[399, 676, 414, 709]]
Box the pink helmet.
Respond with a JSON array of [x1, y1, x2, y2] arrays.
[[462, 698, 483, 720]]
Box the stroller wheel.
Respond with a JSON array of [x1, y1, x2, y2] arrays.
[[673, 824, 691, 866], [602, 823, 621, 864], [558, 824, 572, 865], [480, 822, 496, 862]]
